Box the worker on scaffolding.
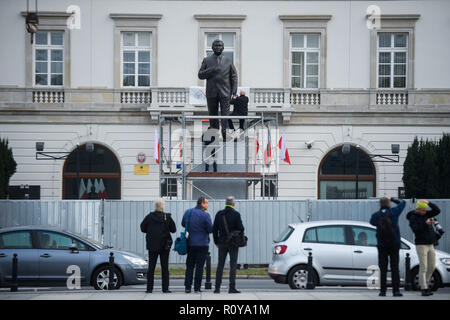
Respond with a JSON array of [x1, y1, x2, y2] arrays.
[[202, 127, 218, 172], [227, 89, 249, 139]]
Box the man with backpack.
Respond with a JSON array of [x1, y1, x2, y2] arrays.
[[212, 196, 245, 294], [370, 196, 406, 297]]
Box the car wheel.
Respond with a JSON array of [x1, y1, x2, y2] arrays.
[[288, 265, 318, 290], [411, 268, 441, 291], [92, 266, 123, 290]]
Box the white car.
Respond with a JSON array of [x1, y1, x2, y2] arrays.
[[268, 220, 450, 290]]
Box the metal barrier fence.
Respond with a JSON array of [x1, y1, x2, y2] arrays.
[[0, 199, 448, 264]]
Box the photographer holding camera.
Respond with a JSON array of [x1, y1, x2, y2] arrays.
[[406, 200, 442, 296]]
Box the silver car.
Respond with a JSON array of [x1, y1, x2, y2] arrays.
[[269, 220, 450, 290], [0, 226, 148, 290]]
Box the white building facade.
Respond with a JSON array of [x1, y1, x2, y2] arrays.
[[0, 0, 449, 200]]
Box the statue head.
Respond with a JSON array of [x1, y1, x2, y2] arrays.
[[212, 39, 224, 56]]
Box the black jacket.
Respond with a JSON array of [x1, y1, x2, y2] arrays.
[[230, 95, 249, 116], [140, 211, 176, 252], [213, 206, 244, 245], [406, 202, 441, 245], [198, 54, 238, 98]]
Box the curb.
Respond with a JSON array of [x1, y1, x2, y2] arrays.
[[153, 275, 270, 279]]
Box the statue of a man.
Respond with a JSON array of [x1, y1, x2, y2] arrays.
[[198, 39, 238, 139]]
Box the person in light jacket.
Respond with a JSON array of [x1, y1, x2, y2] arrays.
[[140, 198, 176, 293]]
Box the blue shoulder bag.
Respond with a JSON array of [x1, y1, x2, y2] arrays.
[[173, 209, 192, 255]]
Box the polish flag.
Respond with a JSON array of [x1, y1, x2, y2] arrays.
[[254, 138, 260, 164], [278, 135, 291, 165], [94, 179, 100, 193], [98, 179, 109, 199], [264, 130, 272, 165], [154, 128, 160, 164], [81, 179, 92, 199], [78, 178, 87, 199]]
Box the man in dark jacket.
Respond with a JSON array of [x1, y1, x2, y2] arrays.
[[202, 128, 218, 172], [370, 197, 406, 297], [227, 89, 249, 133], [198, 39, 238, 140], [181, 197, 213, 293], [140, 198, 176, 293], [213, 196, 245, 294], [407, 200, 441, 296]]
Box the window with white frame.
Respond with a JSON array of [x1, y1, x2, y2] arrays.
[[205, 32, 235, 62], [377, 33, 408, 88], [290, 33, 320, 89], [33, 31, 64, 86], [121, 32, 151, 87]]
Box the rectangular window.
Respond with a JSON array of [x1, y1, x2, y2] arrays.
[[121, 32, 151, 87], [161, 178, 178, 198], [290, 33, 320, 89], [33, 31, 64, 86], [316, 226, 346, 244], [261, 180, 277, 198], [0, 231, 33, 249], [205, 32, 235, 62], [377, 33, 408, 88]]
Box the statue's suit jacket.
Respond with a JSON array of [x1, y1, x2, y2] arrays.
[[198, 54, 238, 99]]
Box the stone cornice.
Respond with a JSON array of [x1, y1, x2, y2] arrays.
[[279, 15, 332, 22], [194, 14, 247, 21], [20, 11, 71, 18], [365, 14, 421, 21], [109, 13, 163, 21]]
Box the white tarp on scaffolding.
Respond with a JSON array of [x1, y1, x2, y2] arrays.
[[189, 86, 250, 106]]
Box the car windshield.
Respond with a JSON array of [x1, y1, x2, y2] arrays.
[[274, 226, 294, 243], [65, 231, 110, 250]]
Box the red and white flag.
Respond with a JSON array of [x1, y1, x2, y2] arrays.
[[98, 179, 109, 199], [154, 128, 160, 164], [278, 134, 292, 165], [264, 130, 272, 165], [94, 179, 100, 193], [81, 179, 93, 199], [254, 138, 260, 164], [179, 142, 183, 160], [78, 178, 87, 199]]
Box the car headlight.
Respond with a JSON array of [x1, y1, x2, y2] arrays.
[[123, 255, 147, 267], [440, 258, 450, 266]]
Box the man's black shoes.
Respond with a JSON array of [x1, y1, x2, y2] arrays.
[[185, 289, 191, 293], [214, 289, 220, 294], [163, 290, 172, 293], [393, 291, 403, 297], [228, 288, 241, 294], [422, 290, 431, 296]]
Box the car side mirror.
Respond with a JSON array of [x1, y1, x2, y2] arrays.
[[69, 243, 79, 253]]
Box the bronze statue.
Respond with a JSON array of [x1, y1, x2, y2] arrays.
[[198, 39, 238, 139]]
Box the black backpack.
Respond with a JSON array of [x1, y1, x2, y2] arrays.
[[377, 210, 396, 244]]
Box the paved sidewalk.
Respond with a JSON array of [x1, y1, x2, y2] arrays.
[[1, 288, 449, 300]]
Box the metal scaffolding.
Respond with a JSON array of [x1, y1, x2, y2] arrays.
[[158, 112, 280, 200]]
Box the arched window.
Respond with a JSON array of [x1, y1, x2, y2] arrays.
[[318, 145, 376, 199], [63, 144, 121, 199]]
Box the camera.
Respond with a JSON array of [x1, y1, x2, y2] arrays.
[[305, 140, 314, 149], [431, 218, 445, 237]]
